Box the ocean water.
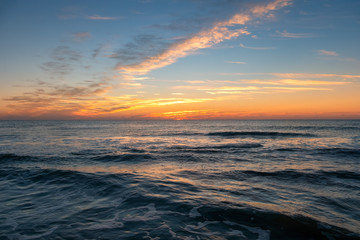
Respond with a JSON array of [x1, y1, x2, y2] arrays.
[[0, 120, 359, 240]]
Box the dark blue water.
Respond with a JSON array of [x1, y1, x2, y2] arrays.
[[0, 120, 359, 239]]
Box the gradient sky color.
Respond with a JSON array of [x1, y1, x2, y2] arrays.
[[1, 0, 359, 120]]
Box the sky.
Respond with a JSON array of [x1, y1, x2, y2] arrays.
[[0, 0, 359, 120]]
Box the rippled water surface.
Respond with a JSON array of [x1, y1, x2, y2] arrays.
[[0, 120, 359, 239]]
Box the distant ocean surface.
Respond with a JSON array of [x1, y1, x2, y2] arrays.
[[0, 120, 359, 240]]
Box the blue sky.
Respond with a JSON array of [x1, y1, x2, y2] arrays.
[[0, 0, 359, 119]]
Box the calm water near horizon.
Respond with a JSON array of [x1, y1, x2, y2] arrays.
[[0, 120, 359, 239]]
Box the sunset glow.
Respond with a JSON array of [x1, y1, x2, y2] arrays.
[[1, 0, 359, 119]]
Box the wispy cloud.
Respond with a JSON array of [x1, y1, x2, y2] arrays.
[[148, 110, 216, 120], [187, 80, 206, 84], [264, 86, 331, 91], [116, 0, 292, 77], [276, 30, 314, 38], [220, 72, 360, 80], [225, 61, 246, 64], [239, 43, 274, 50], [246, 79, 349, 86], [271, 73, 360, 80], [86, 15, 122, 20], [73, 32, 91, 41], [118, 82, 143, 89], [151, 17, 212, 33], [116, 28, 250, 76], [41, 46, 82, 77], [317, 49, 338, 56], [93, 44, 106, 58], [57, 7, 122, 21], [108, 35, 170, 65], [185, 72, 357, 95], [57, 6, 85, 20], [144, 98, 212, 106], [200, 86, 260, 91], [5, 80, 112, 101], [316, 49, 358, 62], [175, 76, 351, 94], [3, 79, 115, 118], [197, 84, 332, 94]]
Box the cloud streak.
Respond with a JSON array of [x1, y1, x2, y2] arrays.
[[316, 50, 358, 62], [172, 71, 356, 96], [57, 7, 122, 21], [116, 0, 292, 77], [239, 43, 274, 50], [73, 32, 91, 41], [225, 61, 246, 64], [245, 79, 350, 86], [270, 73, 360, 79], [41, 46, 82, 77], [86, 15, 122, 20], [219, 72, 360, 80], [3, 79, 114, 118], [317, 49, 338, 56], [276, 30, 314, 38]]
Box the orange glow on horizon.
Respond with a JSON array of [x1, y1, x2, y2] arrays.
[[1, 0, 359, 121]]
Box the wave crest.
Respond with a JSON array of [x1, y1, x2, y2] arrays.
[[207, 131, 315, 138]]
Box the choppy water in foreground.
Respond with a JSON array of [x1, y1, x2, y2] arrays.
[[0, 120, 359, 240]]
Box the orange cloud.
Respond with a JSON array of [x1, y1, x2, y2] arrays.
[[199, 86, 260, 95], [69, 95, 216, 118], [149, 110, 215, 120], [264, 86, 331, 91], [245, 79, 350, 85], [270, 73, 360, 79], [117, 28, 250, 75], [116, 0, 292, 77], [219, 72, 360, 80]]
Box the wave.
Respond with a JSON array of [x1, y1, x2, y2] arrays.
[[275, 147, 302, 152], [0, 152, 156, 165], [320, 170, 360, 181], [163, 132, 204, 136], [194, 205, 360, 240], [207, 131, 315, 138], [0, 153, 37, 162], [243, 169, 360, 181], [158, 130, 318, 138], [203, 169, 360, 190], [274, 147, 360, 157], [1, 167, 135, 197], [71, 149, 113, 156], [315, 148, 360, 157], [0, 134, 19, 139], [170, 143, 263, 151], [176, 169, 360, 195], [1, 167, 359, 239], [281, 126, 360, 131], [92, 153, 155, 162]]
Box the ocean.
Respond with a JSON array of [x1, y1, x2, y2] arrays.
[[0, 120, 359, 239]]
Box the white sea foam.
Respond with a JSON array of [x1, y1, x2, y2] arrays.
[[224, 221, 271, 240], [123, 203, 161, 222], [189, 206, 202, 218]]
